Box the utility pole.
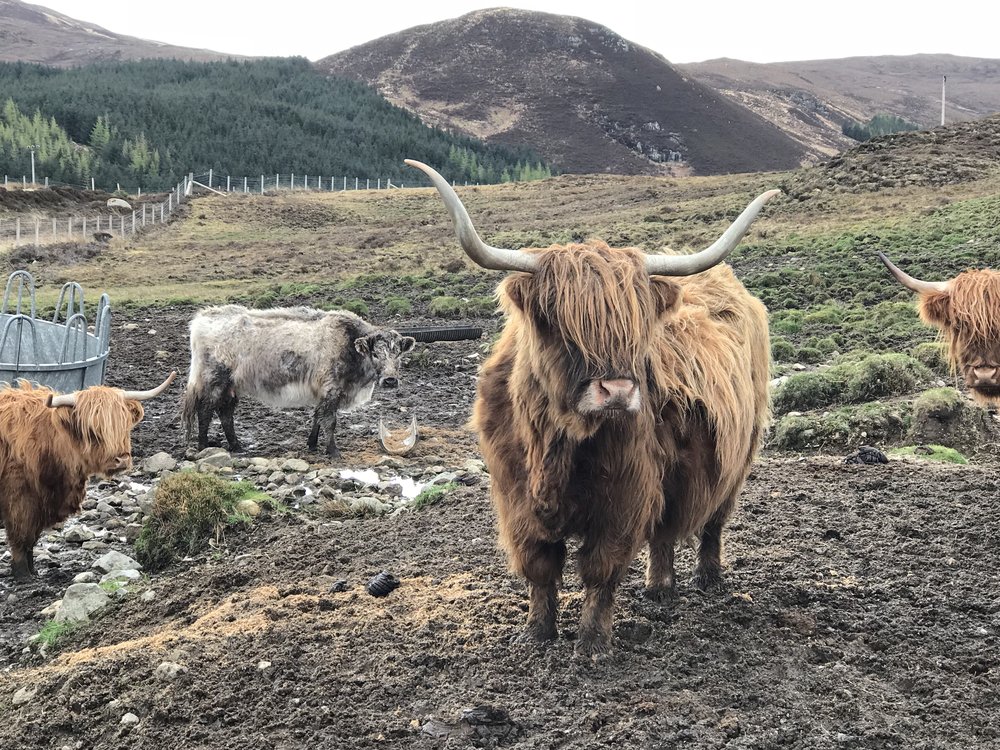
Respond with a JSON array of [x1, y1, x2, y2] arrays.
[[941, 75, 947, 126], [28, 144, 38, 186]]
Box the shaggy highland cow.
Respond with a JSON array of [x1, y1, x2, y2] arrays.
[[0, 372, 176, 581], [880, 253, 1000, 402], [407, 159, 777, 655], [183, 305, 415, 457]]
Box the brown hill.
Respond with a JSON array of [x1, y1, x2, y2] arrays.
[[782, 113, 1000, 199], [681, 54, 1000, 160], [0, 0, 242, 66], [318, 8, 807, 177]]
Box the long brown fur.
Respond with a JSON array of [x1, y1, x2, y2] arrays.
[[472, 242, 770, 653], [0, 381, 143, 580], [916, 270, 1000, 403]]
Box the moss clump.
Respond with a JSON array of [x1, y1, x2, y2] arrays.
[[771, 338, 796, 363], [910, 341, 949, 375], [773, 353, 931, 414], [341, 298, 369, 317], [912, 387, 965, 420], [412, 482, 458, 510], [385, 296, 412, 316], [428, 296, 465, 318], [771, 401, 911, 451], [135, 472, 270, 571], [889, 444, 968, 464]]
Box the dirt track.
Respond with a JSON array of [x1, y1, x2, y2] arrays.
[[0, 302, 999, 749]]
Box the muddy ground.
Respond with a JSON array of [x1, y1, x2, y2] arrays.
[[1, 304, 999, 749]]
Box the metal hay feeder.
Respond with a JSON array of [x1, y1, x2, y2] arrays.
[[0, 270, 112, 391]]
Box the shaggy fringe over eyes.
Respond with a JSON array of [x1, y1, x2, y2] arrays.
[[65, 389, 142, 453], [921, 270, 1000, 366], [513, 243, 658, 374]]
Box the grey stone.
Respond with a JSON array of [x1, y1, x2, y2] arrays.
[[12, 686, 37, 706], [101, 568, 142, 585], [72, 571, 98, 584], [92, 550, 142, 574], [120, 713, 140, 725], [154, 661, 188, 681], [81, 540, 109, 551], [142, 452, 177, 473], [124, 523, 143, 543], [63, 526, 95, 544], [54, 584, 110, 623], [283, 458, 310, 473]]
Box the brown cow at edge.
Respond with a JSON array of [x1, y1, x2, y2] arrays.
[[407, 160, 777, 655], [0, 372, 176, 581], [880, 253, 1000, 402]]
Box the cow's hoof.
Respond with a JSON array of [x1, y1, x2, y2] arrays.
[[691, 567, 727, 593], [574, 633, 612, 660], [228, 443, 245, 454], [643, 584, 676, 603], [512, 624, 556, 645]]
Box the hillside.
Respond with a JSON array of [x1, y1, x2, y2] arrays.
[[681, 54, 1000, 159], [319, 8, 808, 177], [0, 0, 240, 66], [0, 58, 552, 189]]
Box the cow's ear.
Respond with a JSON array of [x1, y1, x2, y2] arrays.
[[650, 277, 682, 317], [500, 273, 530, 313], [128, 400, 144, 424], [354, 336, 372, 356], [400, 336, 416, 353], [919, 290, 951, 328]]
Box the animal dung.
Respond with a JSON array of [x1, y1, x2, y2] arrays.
[[366, 571, 401, 597], [844, 445, 889, 465], [329, 579, 350, 593]]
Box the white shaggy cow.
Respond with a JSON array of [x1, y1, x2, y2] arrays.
[[182, 305, 415, 456]]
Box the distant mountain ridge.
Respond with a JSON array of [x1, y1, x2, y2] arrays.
[[0, 0, 241, 66], [679, 54, 1000, 159], [319, 8, 808, 176]]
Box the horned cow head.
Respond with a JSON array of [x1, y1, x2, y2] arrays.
[[406, 159, 778, 418], [355, 331, 416, 389], [47, 371, 176, 476], [880, 253, 1000, 401]]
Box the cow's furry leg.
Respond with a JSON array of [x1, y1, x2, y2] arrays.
[[309, 397, 340, 457], [8, 532, 35, 582], [218, 393, 243, 452], [195, 395, 214, 450], [576, 542, 628, 656], [691, 494, 737, 592], [644, 525, 676, 601], [515, 539, 565, 643]]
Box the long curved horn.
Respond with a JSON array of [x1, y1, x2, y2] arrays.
[[48, 371, 177, 408], [645, 189, 782, 276], [878, 252, 949, 294], [121, 370, 177, 401], [404, 159, 539, 273]]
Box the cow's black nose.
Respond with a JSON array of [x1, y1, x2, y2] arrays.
[[381, 377, 399, 388]]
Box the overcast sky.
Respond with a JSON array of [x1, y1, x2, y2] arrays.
[[32, 0, 1000, 64]]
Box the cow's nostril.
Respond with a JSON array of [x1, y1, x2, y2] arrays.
[[382, 377, 399, 388]]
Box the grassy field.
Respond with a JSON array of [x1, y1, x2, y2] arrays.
[[4, 163, 1000, 456]]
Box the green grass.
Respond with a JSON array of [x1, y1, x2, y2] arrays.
[[772, 401, 912, 452], [35, 620, 78, 649], [412, 482, 458, 510], [889, 445, 968, 464], [134, 472, 272, 571]]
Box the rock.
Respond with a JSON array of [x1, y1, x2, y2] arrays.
[[268, 471, 286, 484], [154, 661, 188, 681], [63, 527, 95, 544], [195, 447, 228, 460], [101, 568, 142, 585], [81, 540, 109, 551], [140, 590, 157, 603], [282, 458, 310, 473], [427, 471, 459, 486], [199, 452, 233, 469], [96, 501, 116, 516], [12, 686, 37, 706], [257, 661, 272, 671], [463, 459, 486, 475], [283, 473, 301, 485], [73, 571, 98, 584], [142, 452, 177, 474], [120, 713, 140, 725], [122, 323, 139, 331], [235, 499, 261, 517], [54, 583, 110, 623], [39, 600, 62, 618], [93, 550, 142, 574]]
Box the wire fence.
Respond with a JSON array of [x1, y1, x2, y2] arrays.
[[0, 168, 477, 250], [0, 176, 189, 250]]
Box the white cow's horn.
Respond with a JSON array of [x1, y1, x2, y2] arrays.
[[878, 252, 949, 294], [644, 190, 781, 276], [405, 159, 539, 273], [120, 371, 177, 401]]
